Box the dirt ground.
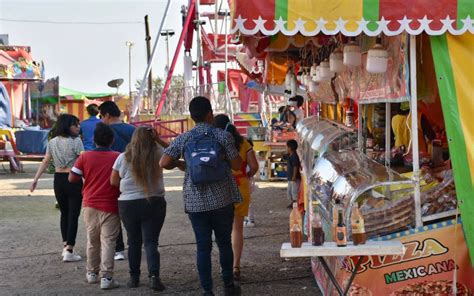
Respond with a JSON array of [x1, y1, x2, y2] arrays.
[[0, 162, 321, 296]]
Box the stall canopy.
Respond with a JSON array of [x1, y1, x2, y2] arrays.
[[231, 0, 473, 36], [431, 33, 474, 262], [32, 87, 113, 104], [230, 0, 474, 264]]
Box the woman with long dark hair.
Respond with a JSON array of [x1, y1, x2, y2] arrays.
[[30, 114, 84, 262], [110, 126, 167, 291], [214, 114, 259, 281]]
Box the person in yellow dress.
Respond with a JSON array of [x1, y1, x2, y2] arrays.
[[214, 114, 259, 281]]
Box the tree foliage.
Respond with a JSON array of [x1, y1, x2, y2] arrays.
[[135, 75, 187, 115]]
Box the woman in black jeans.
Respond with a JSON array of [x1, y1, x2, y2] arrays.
[[110, 126, 167, 291], [30, 114, 84, 262]]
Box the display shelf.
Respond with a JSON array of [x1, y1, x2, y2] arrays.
[[280, 241, 405, 258], [422, 209, 459, 223], [356, 96, 410, 105]]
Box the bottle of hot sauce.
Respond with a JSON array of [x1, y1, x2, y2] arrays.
[[336, 208, 347, 247], [311, 201, 324, 246], [289, 202, 303, 248], [351, 203, 367, 245]]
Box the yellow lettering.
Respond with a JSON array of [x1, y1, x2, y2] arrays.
[[421, 239, 448, 257]]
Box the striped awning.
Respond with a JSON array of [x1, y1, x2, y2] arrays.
[[431, 33, 474, 263], [230, 0, 474, 36]]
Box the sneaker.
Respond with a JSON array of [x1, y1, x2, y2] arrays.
[[101, 277, 120, 290], [224, 283, 241, 296], [63, 251, 81, 262], [244, 220, 255, 227], [127, 276, 139, 288], [61, 247, 68, 257], [86, 272, 98, 284], [114, 251, 125, 261], [149, 275, 165, 291]]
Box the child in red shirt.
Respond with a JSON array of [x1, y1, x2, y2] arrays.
[[69, 123, 121, 290]]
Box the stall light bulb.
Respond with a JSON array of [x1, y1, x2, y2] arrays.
[[366, 38, 388, 74], [343, 40, 361, 67], [330, 49, 344, 73]]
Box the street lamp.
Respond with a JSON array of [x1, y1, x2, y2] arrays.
[[125, 41, 134, 102], [160, 29, 175, 76]]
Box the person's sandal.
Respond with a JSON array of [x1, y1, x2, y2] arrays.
[[233, 266, 241, 281]]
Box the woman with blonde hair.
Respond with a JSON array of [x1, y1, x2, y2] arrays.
[[214, 114, 259, 281], [110, 126, 167, 291]]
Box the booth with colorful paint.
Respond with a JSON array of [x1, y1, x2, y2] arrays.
[[230, 0, 474, 294]]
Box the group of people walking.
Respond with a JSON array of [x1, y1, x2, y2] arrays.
[[30, 97, 257, 295]]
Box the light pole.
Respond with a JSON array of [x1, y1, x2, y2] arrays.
[[125, 41, 134, 103], [160, 29, 175, 76]]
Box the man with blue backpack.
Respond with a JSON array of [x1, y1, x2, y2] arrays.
[[160, 96, 243, 296]]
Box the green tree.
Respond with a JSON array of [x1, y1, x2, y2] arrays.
[[135, 75, 187, 115]]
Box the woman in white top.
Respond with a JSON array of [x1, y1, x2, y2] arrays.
[[110, 127, 167, 291], [30, 114, 84, 262]]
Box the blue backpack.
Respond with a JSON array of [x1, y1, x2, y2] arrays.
[[184, 129, 228, 184]]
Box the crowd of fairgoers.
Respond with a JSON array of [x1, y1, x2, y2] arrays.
[[30, 97, 275, 296]]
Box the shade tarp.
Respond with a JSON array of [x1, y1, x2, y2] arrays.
[[431, 33, 474, 265], [32, 87, 113, 103], [230, 0, 474, 36]]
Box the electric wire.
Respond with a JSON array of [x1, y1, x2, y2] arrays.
[[0, 18, 143, 25]]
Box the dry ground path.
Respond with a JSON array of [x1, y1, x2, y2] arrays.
[[0, 162, 321, 295]]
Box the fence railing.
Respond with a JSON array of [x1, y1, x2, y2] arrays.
[[132, 82, 232, 116], [132, 118, 189, 140]]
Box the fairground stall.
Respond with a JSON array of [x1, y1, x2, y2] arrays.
[[0, 44, 44, 171], [230, 0, 474, 294]]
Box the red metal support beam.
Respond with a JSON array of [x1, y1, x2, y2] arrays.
[[156, 0, 196, 117]]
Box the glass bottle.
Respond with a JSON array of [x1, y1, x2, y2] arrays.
[[336, 209, 347, 247], [351, 203, 367, 245], [311, 201, 324, 246]]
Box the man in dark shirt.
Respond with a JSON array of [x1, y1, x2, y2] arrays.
[[160, 96, 243, 296], [98, 101, 135, 153], [98, 101, 135, 261], [286, 139, 301, 208], [80, 104, 101, 151]]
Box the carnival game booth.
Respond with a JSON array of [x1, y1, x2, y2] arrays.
[[0, 45, 44, 171], [0, 45, 44, 126], [230, 0, 474, 294]]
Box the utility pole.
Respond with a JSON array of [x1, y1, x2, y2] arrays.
[[160, 29, 175, 77], [144, 15, 153, 112], [125, 41, 134, 105]]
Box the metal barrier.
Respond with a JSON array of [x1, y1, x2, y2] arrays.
[[132, 118, 189, 140]]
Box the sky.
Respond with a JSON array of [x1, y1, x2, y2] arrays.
[[0, 0, 223, 94]]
